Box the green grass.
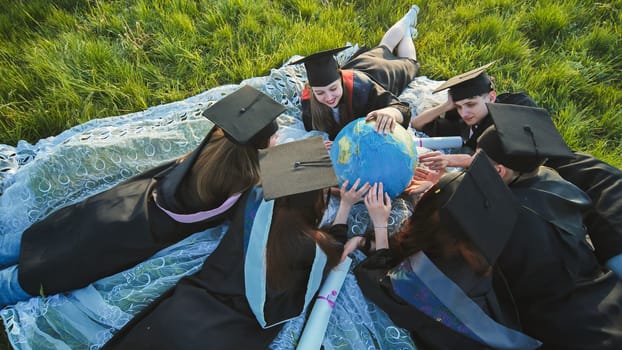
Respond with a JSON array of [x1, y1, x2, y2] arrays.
[[0, 0, 620, 167], [0, 0, 620, 348]]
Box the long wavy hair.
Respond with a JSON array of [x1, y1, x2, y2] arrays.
[[266, 189, 341, 290], [391, 185, 491, 276], [307, 75, 356, 140], [177, 127, 268, 212]]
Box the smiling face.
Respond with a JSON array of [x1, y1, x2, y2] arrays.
[[454, 91, 497, 126], [311, 79, 343, 108]]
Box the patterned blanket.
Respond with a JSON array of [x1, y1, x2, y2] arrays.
[[0, 45, 449, 350]]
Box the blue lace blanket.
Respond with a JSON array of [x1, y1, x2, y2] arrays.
[[0, 45, 448, 350]]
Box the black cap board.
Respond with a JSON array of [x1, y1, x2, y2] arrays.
[[435, 152, 520, 265], [477, 103, 573, 172], [432, 61, 496, 101], [202, 85, 286, 146], [289, 46, 350, 87], [259, 136, 338, 200]]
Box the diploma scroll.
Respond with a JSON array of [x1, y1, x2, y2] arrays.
[[413, 136, 463, 150], [296, 257, 353, 350]]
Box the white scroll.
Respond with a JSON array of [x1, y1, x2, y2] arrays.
[[296, 257, 353, 350], [413, 136, 463, 149]]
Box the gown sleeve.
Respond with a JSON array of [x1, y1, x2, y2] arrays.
[[545, 152, 622, 263], [362, 77, 412, 128], [326, 223, 349, 245]]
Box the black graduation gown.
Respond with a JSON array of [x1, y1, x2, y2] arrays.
[[18, 129, 233, 296], [355, 249, 523, 350], [342, 45, 420, 98], [420, 92, 537, 153], [498, 167, 622, 349], [545, 152, 622, 263], [103, 189, 336, 350]]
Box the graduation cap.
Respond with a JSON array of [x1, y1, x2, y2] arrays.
[[259, 136, 338, 200], [477, 103, 573, 173], [289, 46, 350, 87], [434, 152, 519, 265], [202, 85, 286, 147], [432, 61, 496, 101]]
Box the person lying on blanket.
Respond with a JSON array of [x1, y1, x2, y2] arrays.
[[0, 85, 284, 307], [293, 5, 421, 143]]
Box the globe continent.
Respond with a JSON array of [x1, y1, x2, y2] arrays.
[[329, 118, 417, 198]]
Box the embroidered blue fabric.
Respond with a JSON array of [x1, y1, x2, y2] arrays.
[[389, 259, 478, 340], [389, 253, 542, 350]]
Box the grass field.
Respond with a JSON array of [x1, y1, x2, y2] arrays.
[[0, 0, 620, 348], [0, 0, 620, 167]]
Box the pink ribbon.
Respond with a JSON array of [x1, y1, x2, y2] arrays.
[[155, 192, 242, 223], [316, 290, 338, 308]]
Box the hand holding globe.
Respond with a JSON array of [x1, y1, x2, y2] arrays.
[[329, 118, 418, 198]]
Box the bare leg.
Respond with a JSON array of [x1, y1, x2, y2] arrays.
[[379, 5, 419, 60], [395, 31, 417, 60]]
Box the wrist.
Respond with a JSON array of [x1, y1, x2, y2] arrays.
[[442, 101, 454, 111], [336, 204, 352, 215], [340, 202, 354, 209]]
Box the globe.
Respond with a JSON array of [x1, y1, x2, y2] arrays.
[[330, 117, 418, 198]]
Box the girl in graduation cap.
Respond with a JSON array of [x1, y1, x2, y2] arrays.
[[353, 152, 542, 350], [101, 137, 355, 350], [292, 5, 420, 142], [0, 85, 285, 307]]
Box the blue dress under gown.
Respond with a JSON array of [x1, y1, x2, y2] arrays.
[[0, 45, 450, 349]]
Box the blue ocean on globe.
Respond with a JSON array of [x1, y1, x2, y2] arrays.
[[330, 118, 418, 198]]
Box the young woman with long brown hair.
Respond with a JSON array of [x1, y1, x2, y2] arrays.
[[0, 85, 285, 307], [354, 153, 542, 350], [102, 137, 349, 349]]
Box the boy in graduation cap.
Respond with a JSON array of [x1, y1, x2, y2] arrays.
[[476, 103, 622, 349], [102, 136, 355, 349], [411, 61, 538, 170], [291, 5, 420, 141], [0, 85, 286, 307], [354, 152, 542, 350]]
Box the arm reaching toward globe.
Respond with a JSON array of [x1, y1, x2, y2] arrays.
[[418, 151, 473, 171], [333, 178, 371, 226], [336, 178, 371, 262], [365, 182, 392, 250], [366, 106, 403, 135]]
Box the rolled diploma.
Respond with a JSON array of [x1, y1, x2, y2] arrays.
[[413, 136, 463, 149], [296, 257, 353, 350]]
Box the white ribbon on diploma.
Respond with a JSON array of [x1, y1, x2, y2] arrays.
[[296, 256, 353, 350]]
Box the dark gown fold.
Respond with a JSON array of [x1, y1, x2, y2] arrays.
[[103, 188, 333, 350], [18, 129, 234, 295]]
